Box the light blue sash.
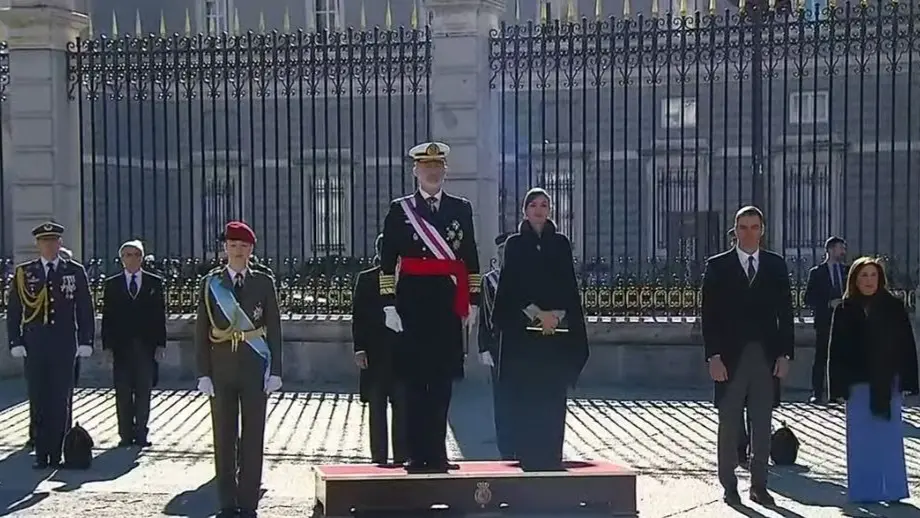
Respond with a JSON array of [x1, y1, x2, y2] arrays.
[[208, 276, 271, 383]]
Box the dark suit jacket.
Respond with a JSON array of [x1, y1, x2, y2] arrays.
[[101, 270, 167, 353], [701, 248, 794, 406], [352, 266, 399, 402], [804, 262, 848, 329]]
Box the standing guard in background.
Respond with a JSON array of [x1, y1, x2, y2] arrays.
[[7, 222, 95, 469], [477, 232, 513, 460], [379, 141, 481, 473], [102, 240, 167, 447], [352, 233, 408, 466], [195, 221, 283, 518]]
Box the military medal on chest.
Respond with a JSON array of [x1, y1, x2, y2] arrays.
[[252, 303, 263, 320], [61, 275, 77, 300]]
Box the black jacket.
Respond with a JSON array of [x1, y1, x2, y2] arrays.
[[491, 220, 588, 386], [101, 270, 167, 352], [828, 292, 919, 418], [352, 266, 399, 402]]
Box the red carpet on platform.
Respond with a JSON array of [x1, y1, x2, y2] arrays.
[[317, 460, 630, 478]]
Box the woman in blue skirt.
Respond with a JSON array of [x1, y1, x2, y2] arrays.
[[828, 256, 919, 503]]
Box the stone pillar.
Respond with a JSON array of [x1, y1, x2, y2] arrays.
[[0, 0, 89, 264], [427, 0, 504, 268]]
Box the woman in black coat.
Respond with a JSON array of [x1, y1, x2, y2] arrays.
[[491, 188, 589, 471], [827, 256, 918, 503]]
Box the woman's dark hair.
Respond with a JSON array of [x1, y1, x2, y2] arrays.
[[521, 187, 552, 213], [843, 256, 888, 299]]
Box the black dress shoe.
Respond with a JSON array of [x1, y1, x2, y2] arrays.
[[238, 509, 257, 518], [809, 395, 826, 405], [749, 487, 776, 506], [117, 439, 133, 447], [32, 459, 49, 470], [135, 438, 152, 447], [723, 488, 742, 505], [403, 459, 429, 473], [215, 508, 238, 518]]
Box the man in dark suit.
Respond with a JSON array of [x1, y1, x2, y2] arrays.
[[101, 240, 167, 447], [352, 234, 407, 465], [701, 206, 794, 506], [803, 236, 848, 404]]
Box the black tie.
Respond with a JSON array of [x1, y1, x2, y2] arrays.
[[129, 273, 138, 298], [46, 262, 55, 279], [834, 264, 842, 293], [234, 274, 244, 296], [747, 256, 756, 284], [427, 197, 438, 215]]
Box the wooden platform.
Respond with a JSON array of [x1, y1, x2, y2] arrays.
[[313, 460, 638, 517]]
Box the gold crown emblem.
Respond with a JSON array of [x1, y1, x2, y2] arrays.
[[43, 224, 52, 231], [426, 143, 440, 156]]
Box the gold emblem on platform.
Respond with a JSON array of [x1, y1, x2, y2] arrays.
[[473, 481, 492, 507]]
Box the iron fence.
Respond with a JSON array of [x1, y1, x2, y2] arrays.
[[490, 1, 920, 315], [0, 41, 8, 259]]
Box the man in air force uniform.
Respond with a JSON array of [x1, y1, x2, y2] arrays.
[[478, 232, 513, 460], [7, 222, 95, 469], [379, 141, 481, 473], [195, 221, 283, 518]]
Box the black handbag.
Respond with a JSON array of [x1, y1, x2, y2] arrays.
[[770, 421, 800, 465]]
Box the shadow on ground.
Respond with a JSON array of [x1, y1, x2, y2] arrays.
[[0, 448, 51, 516]]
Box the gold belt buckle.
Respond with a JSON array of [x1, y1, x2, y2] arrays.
[[230, 330, 244, 352]]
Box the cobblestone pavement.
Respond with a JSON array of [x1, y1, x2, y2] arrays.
[[0, 382, 919, 517]]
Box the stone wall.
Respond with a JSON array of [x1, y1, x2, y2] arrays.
[[1, 315, 890, 392]]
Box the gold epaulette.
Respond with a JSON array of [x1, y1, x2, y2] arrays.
[[379, 273, 396, 296], [469, 273, 482, 293]]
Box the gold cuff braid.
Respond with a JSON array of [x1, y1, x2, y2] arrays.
[[379, 274, 396, 296], [468, 273, 482, 294]]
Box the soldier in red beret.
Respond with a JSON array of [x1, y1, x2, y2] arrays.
[[194, 220, 283, 518]]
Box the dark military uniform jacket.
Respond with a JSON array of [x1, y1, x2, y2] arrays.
[[352, 265, 400, 402], [7, 258, 95, 350], [378, 191, 481, 379], [477, 269, 500, 356], [195, 266, 283, 380]]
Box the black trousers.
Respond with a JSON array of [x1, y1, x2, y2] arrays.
[[491, 364, 514, 460], [113, 343, 155, 441], [367, 380, 408, 464], [737, 403, 752, 460], [812, 323, 831, 396], [26, 349, 76, 464], [403, 377, 453, 465], [506, 375, 568, 470]]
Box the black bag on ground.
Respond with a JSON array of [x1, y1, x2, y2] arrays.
[[63, 422, 94, 470], [770, 421, 799, 465]]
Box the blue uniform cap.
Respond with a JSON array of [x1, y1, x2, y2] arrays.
[[32, 221, 64, 239]]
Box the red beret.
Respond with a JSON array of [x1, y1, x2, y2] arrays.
[[224, 221, 256, 244]]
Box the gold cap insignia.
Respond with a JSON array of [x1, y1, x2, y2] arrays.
[[43, 224, 52, 231], [426, 143, 440, 156]]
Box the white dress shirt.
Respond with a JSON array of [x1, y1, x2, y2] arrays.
[[124, 269, 142, 292], [228, 267, 248, 284], [419, 189, 443, 211], [736, 247, 760, 277], [41, 257, 60, 275]]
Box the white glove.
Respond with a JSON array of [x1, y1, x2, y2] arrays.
[[383, 306, 404, 333], [197, 376, 215, 397], [264, 375, 283, 394], [10, 346, 26, 358], [466, 306, 478, 331], [76, 345, 94, 358], [479, 351, 494, 367]]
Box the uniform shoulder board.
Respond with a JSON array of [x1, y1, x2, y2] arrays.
[[251, 268, 275, 281], [392, 194, 414, 206], [15, 259, 37, 270], [103, 272, 123, 282], [358, 265, 380, 276], [144, 271, 165, 282]]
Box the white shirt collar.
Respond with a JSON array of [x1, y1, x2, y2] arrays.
[[418, 189, 442, 202], [736, 247, 760, 267], [228, 266, 248, 281], [124, 269, 141, 280], [41, 257, 60, 270]]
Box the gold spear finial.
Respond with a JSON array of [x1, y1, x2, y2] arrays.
[[233, 8, 240, 35], [651, 0, 660, 16], [135, 9, 142, 36], [624, 0, 632, 17], [540, 0, 548, 22], [360, 0, 367, 29], [709, 0, 717, 14], [284, 7, 291, 32], [515, 0, 521, 20], [88, 15, 94, 38], [259, 12, 265, 32], [411, 0, 419, 28], [566, 0, 575, 21], [159, 11, 167, 36], [385, 0, 393, 29], [111, 11, 118, 36], [184, 8, 191, 35], [679, 0, 688, 17], [595, 0, 602, 20]]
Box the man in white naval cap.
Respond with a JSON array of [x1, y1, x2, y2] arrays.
[[100, 239, 167, 447], [377, 141, 481, 473]]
